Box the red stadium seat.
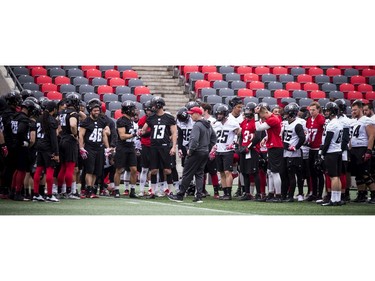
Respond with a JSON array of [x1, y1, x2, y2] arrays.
[[134, 86, 151, 96], [104, 69, 120, 79], [108, 78, 125, 87], [85, 68, 102, 80], [308, 67, 323, 76], [97, 85, 114, 94], [182, 65, 199, 75], [122, 70, 139, 85], [206, 72, 223, 82], [303, 82, 319, 92], [46, 91, 62, 100], [41, 83, 58, 94], [297, 74, 313, 83], [54, 76, 71, 85], [80, 66, 98, 71], [326, 67, 341, 77], [194, 80, 211, 98], [247, 81, 265, 90], [35, 75, 52, 85], [357, 83, 373, 93], [237, 88, 254, 97], [351, 75, 366, 85], [354, 66, 370, 70], [339, 83, 355, 93], [285, 82, 301, 91], [242, 73, 259, 82], [274, 89, 290, 99], [254, 66, 270, 76], [30, 67, 47, 77], [347, 91, 363, 101], [271, 66, 288, 76], [362, 68, 375, 77], [365, 91, 375, 100], [236, 66, 253, 75], [200, 66, 217, 74], [309, 90, 326, 100]]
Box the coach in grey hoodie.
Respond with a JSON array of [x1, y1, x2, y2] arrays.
[[168, 106, 217, 202]]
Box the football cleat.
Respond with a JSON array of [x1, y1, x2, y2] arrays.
[[168, 194, 183, 203], [32, 194, 45, 202], [45, 195, 60, 203]]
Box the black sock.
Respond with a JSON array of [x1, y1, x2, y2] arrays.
[[327, 191, 331, 200], [58, 186, 62, 194], [213, 186, 219, 193], [67, 186, 71, 194], [228, 187, 232, 197], [130, 187, 135, 194], [39, 185, 45, 196], [371, 191, 375, 199]]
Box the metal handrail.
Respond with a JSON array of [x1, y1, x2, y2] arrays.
[[5, 66, 23, 91]]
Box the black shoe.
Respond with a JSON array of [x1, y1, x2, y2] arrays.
[[220, 195, 232, 201], [322, 200, 340, 206], [305, 195, 317, 202], [146, 193, 155, 199], [192, 196, 203, 203], [14, 194, 26, 201], [168, 194, 183, 203], [265, 193, 275, 202], [239, 193, 252, 201], [284, 197, 294, 203], [272, 196, 283, 203], [114, 190, 120, 198], [233, 187, 242, 198], [129, 192, 139, 199], [368, 197, 375, 204], [316, 195, 330, 204], [352, 195, 367, 203]]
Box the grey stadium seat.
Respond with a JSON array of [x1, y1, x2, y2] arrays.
[[218, 66, 235, 74], [321, 83, 337, 93], [67, 68, 84, 78], [92, 77, 107, 86], [314, 75, 330, 85], [139, 94, 153, 104], [23, 82, 39, 91], [213, 80, 229, 89], [206, 95, 223, 106], [79, 84, 95, 94], [298, 98, 313, 107], [292, 90, 308, 100], [83, 92, 100, 102], [344, 68, 359, 77], [279, 74, 294, 83], [108, 101, 122, 111], [224, 73, 241, 82], [120, 93, 137, 102], [60, 84, 76, 93], [290, 67, 305, 76], [244, 97, 259, 105], [230, 80, 246, 90], [201, 88, 217, 102], [262, 97, 277, 105], [116, 86, 131, 95], [318, 98, 330, 108], [18, 75, 34, 84], [11, 66, 29, 76], [73, 76, 89, 86], [267, 81, 283, 91], [103, 94, 119, 105], [117, 66, 133, 72], [261, 73, 277, 83], [48, 67, 66, 78], [255, 89, 271, 98], [328, 90, 344, 100], [332, 75, 348, 85]]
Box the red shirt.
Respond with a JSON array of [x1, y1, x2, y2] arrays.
[[240, 118, 256, 147], [306, 114, 325, 149], [265, 114, 283, 148], [138, 115, 151, 147]]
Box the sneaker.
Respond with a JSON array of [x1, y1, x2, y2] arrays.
[[316, 195, 330, 204], [129, 192, 139, 199], [123, 189, 129, 196], [219, 195, 232, 201], [46, 195, 60, 202], [233, 187, 242, 198], [59, 193, 68, 199], [156, 192, 165, 198], [265, 193, 275, 202], [284, 197, 294, 203], [137, 192, 145, 197], [352, 194, 367, 203], [90, 193, 99, 199], [168, 194, 183, 203], [79, 190, 86, 199], [14, 194, 27, 201], [297, 195, 304, 202], [272, 196, 283, 203], [305, 195, 317, 202], [146, 193, 155, 199], [114, 190, 120, 198], [321, 200, 340, 206], [68, 193, 81, 200], [368, 197, 375, 204], [99, 189, 109, 196], [192, 196, 203, 203], [32, 194, 45, 202], [239, 193, 252, 201], [213, 192, 220, 199]]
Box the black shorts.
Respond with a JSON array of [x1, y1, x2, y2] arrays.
[[350, 147, 370, 176], [27, 148, 37, 173], [141, 145, 151, 168], [59, 137, 78, 163], [83, 147, 104, 177], [302, 158, 310, 179], [286, 157, 302, 171], [204, 158, 217, 174], [239, 149, 259, 174], [149, 146, 172, 170], [215, 151, 234, 172], [114, 146, 137, 169], [267, 148, 283, 173], [325, 152, 342, 177], [36, 150, 57, 168]]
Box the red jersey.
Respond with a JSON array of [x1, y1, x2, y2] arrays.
[[306, 114, 325, 149], [265, 114, 283, 148], [138, 115, 151, 147], [240, 118, 256, 147]]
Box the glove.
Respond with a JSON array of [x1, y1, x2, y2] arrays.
[[1, 144, 8, 157], [22, 141, 29, 147], [209, 150, 216, 160], [178, 149, 183, 158], [287, 145, 296, 152], [314, 156, 325, 172], [80, 148, 88, 159], [364, 149, 372, 162], [105, 147, 112, 157], [137, 130, 143, 137], [226, 143, 236, 151]]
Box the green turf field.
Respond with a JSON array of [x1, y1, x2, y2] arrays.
[[1, 186, 375, 215]]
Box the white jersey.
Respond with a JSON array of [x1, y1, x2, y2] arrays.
[[338, 115, 355, 160], [371, 115, 375, 122], [323, 117, 343, 153], [228, 113, 244, 125], [283, 119, 303, 158], [297, 117, 310, 159], [177, 118, 195, 147], [351, 115, 375, 148], [206, 115, 216, 124], [213, 118, 240, 152]]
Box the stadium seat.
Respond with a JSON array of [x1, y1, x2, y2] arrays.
[[181, 66, 199, 76], [261, 73, 277, 83], [321, 83, 337, 93], [18, 75, 34, 84], [30, 67, 47, 77], [254, 66, 270, 76], [351, 75, 366, 85], [224, 96, 237, 105], [272, 66, 288, 76], [80, 66, 97, 71], [290, 67, 305, 77], [357, 83, 373, 93], [237, 88, 254, 97], [309, 90, 326, 100], [292, 90, 308, 100], [30, 90, 44, 100], [63, 66, 79, 70], [230, 80, 246, 91], [116, 66, 133, 72], [365, 91, 375, 100], [194, 80, 210, 97], [279, 74, 294, 84], [113, 109, 122, 119], [41, 83, 57, 94], [54, 76, 71, 86], [297, 74, 313, 83], [255, 89, 271, 99], [218, 66, 235, 74], [206, 95, 223, 106], [122, 70, 139, 84], [362, 68, 375, 78], [274, 89, 290, 99], [224, 73, 241, 82], [134, 101, 143, 110], [314, 75, 330, 85], [108, 101, 122, 111], [308, 67, 324, 76], [134, 86, 151, 96], [139, 94, 153, 104], [99, 66, 115, 72], [243, 73, 259, 82], [67, 68, 84, 79], [128, 79, 144, 93], [244, 96, 259, 105], [35, 75, 52, 85], [72, 77, 89, 88], [11, 66, 29, 76], [213, 80, 229, 90], [344, 68, 359, 77], [339, 83, 355, 94], [109, 78, 126, 87], [23, 82, 40, 91], [262, 97, 277, 105], [84, 92, 100, 103], [332, 75, 348, 85], [267, 81, 283, 91], [328, 91, 344, 100], [347, 91, 363, 100], [187, 72, 204, 83], [318, 98, 330, 108], [46, 91, 62, 100], [92, 77, 107, 86], [104, 69, 120, 79], [79, 84, 95, 94], [48, 67, 65, 78], [103, 94, 119, 105], [97, 85, 114, 95], [303, 82, 319, 92], [85, 68, 102, 80], [218, 88, 235, 99], [201, 65, 217, 74], [369, 76, 375, 86], [236, 66, 253, 75], [248, 81, 265, 90], [298, 98, 313, 107], [115, 86, 131, 95], [286, 82, 301, 92], [120, 93, 137, 102], [201, 88, 217, 102], [59, 84, 76, 93], [206, 72, 223, 83], [326, 67, 341, 77]]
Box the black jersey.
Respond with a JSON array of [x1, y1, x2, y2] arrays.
[[80, 116, 108, 150], [1, 108, 17, 146], [10, 112, 30, 149], [36, 115, 59, 155], [146, 113, 176, 147], [59, 108, 79, 137], [116, 115, 136, 149]]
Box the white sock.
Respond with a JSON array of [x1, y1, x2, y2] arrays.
[[271, 172, 281, 194], [52, 184, 57, 194], [173, 181, 180, 192], [72, 182, 77, 193], [332, 191, 341, 202], [250, 185, 255, 195], [168, 183, 174, 193], [109, 182, 114, 189], [114, 186, 119, 190], [139, 168, 149, 192], [267, 170, 275, 193], [130, 184, 136, 190], [61, 183, 66, 193], [151, 183, 156, 194]]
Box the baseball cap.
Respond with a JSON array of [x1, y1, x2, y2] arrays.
[[187, 106, 203, 115]]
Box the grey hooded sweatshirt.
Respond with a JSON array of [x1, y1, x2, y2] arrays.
[[188, 118, 217, 154]]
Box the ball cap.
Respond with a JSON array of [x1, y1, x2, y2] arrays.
[[187, 106, 203, 115]]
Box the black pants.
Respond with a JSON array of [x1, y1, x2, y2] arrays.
[[178, 151, 208, 198], [309, 149, 324, 197]]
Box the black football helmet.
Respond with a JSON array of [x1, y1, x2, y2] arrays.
[[284, 103, 300, 119], [143, 100, 153, 112], [185, 101, 200, 110], [21, 89, 33, 101], [66, 93, 81, 111], [215, 104, 230, 121], [121, 100, 136, 116], [334, 99, 347, 115], [151, 96, 165, 110], [21, 99, 37, 117], [244, 102, 257, 118], [177, 107, 189, 123], [86, 98, 101, 113], [5, 91, 22, 107], [324, 102, 339, 117], [25, 96, 39, 105]]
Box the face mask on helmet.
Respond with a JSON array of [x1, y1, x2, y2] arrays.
[[215, 105, 229, 121], [177, 107, 189, 123], [122, 101, 136, 116], [324, 102, 339, 118]]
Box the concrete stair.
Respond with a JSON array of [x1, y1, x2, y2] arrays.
[[132, 66, 188, 115]]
